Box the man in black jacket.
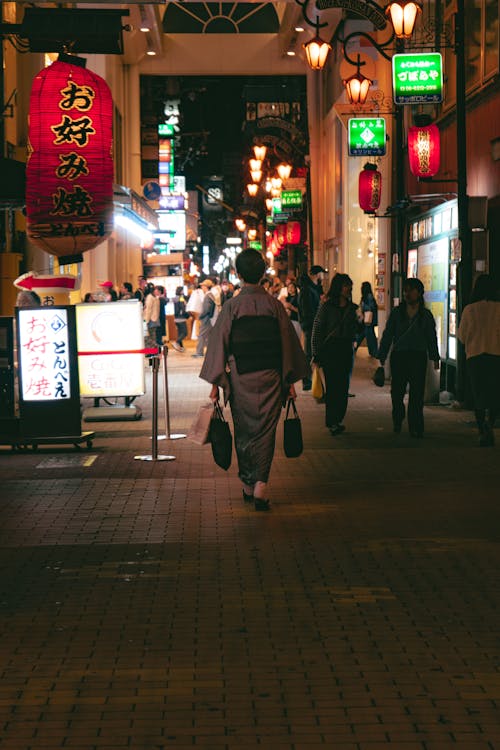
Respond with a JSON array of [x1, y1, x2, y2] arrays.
[[298, 265, 326, 390]]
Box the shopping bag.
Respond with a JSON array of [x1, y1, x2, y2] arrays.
[[283, 398, 303, 458], [372, 366, 385, 387], [187, 403, 213, 445], [209, 402, 232, 470], [311, 365, 325, 403]]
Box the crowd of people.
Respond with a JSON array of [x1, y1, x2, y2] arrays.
[[77, 264, 498, 474]]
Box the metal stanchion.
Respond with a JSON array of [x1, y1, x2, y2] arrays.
[[135, 353, 175, 461], [157, 345, 186, 441]]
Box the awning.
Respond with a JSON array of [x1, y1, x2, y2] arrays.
[[113, 184, 159, 230]]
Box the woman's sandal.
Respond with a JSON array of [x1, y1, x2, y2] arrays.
[[254, 498, 270, 512], [242, 490, 254, 503]]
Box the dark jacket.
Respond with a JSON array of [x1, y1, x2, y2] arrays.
[[360, 292, 378, 326], [311, 300, 361, 365], [298, 274, 323, 331], [377, 304, 440, 364], [173, 296, 189, 323]]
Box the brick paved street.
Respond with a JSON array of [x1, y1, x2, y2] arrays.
[[0, 345, 499, 750]]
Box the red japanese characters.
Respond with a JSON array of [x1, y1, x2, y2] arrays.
[[26, 60, 114, 263]]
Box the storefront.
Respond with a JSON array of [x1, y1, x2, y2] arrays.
[[407, 199, 460, 393]]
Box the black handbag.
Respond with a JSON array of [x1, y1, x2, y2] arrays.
[[283, 398, 303, 458], [209, 401, 232, 470], [372, 366, 385, 387]]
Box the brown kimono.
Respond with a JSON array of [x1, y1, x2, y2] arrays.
[[200, 284, 310, 486]]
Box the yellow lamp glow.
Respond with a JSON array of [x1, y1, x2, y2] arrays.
[[253, 145, 267, 161], [277, 163, 292, 181], [385, 0, 422, 38], [303, 35, 332, 70]]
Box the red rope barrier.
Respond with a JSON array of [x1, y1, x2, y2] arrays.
[[78, 348, 160, 356]]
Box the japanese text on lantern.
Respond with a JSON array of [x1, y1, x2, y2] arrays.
[[49, 81, 97, 218], [18, 309, 71, 401]]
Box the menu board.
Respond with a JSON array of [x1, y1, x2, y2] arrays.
[[76, 300, 145, 398]]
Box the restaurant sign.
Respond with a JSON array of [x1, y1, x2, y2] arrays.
[[281, 190, 303, 208], [348, 118, 386, 156], [392, 53, 443, 104]]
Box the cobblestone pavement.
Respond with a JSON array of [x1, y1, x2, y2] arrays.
[[0, 344, 499, 750]]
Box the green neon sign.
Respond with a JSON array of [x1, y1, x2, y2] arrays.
[[281, 190, 302, 208], [392, 52, 443, 104], [249, 240, 262, 250], [348, 118, 386, 156], [158, 123, 175, 136]]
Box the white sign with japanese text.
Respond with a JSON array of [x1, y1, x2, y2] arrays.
[[76, 300, 145, 398], [18, 308, 71, 401]]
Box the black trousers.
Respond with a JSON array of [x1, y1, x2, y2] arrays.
[[302, 327, 312, 386], [390, 350, 428, 434], [467, 353, 500, 427], [323, 342, 354, 427]]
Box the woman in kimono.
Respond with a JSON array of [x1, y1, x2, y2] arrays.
[[200, 249, 310, 511]]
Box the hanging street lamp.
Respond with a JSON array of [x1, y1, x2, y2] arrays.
[[343, 55, 373, 105], [303, 18, 331, 71], [385, 0, 422, 39]]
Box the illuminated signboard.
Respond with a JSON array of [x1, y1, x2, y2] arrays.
[[348, 118, 386, 156], [76, 300, 145, 398], [157, 211, 186, 250], [392, 53, 443, 104], [281, 190, 303, 208], [18, 307, 71, 401]]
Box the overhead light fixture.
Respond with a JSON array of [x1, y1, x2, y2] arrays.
[[295, 25, 305, 32], [253, 145, 267, 161], [247, 184, 258, 197], [249, 159, 262, 171], [385, 0, 422, 38], [146, 49, 156, 56], [277, 163, 292, 181], [343, 56, 372, 105], [139, 5, 151, 32], [250, 170, 262, 183], [287, 50, 296, 56], [302, 19, 331, 71]]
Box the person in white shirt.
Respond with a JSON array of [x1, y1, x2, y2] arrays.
[[457, 274, 500, 447], [186, 280, 212, 340]]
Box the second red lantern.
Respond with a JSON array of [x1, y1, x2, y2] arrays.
[[358, 164, 382, 214], [286, 221, 302, 245], [408, 123, 440, 177]]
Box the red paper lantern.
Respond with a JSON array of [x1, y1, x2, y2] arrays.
[[275, 224, 287, 247], [26, 59, 114, 263], [286, 221, 302, 245], [408, 123, 440, 177], [358, 164, 382, 214]]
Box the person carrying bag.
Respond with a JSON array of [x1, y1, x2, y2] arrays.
[[209, 401, 232, 470], [283, 397, 303, 458]]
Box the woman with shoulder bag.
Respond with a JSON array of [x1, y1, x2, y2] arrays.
[[377, 277, 440, 438], [355, 281, 379, 357], [311, 273, 363, 436]]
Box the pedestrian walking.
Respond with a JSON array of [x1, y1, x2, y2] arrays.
[[298, 265, 326, 390], [377, 277, 440, 438], [200, 249, 310, 511], [192, 280, 217, 358], [172, 286, 189, 352], [281, 280, 302, 343], [311, 273, 362, 436], [457, 273, 500, 447], [355, 281, 378, 357]]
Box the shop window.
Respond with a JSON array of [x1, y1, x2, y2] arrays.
[[444, 0, 499, 107]]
